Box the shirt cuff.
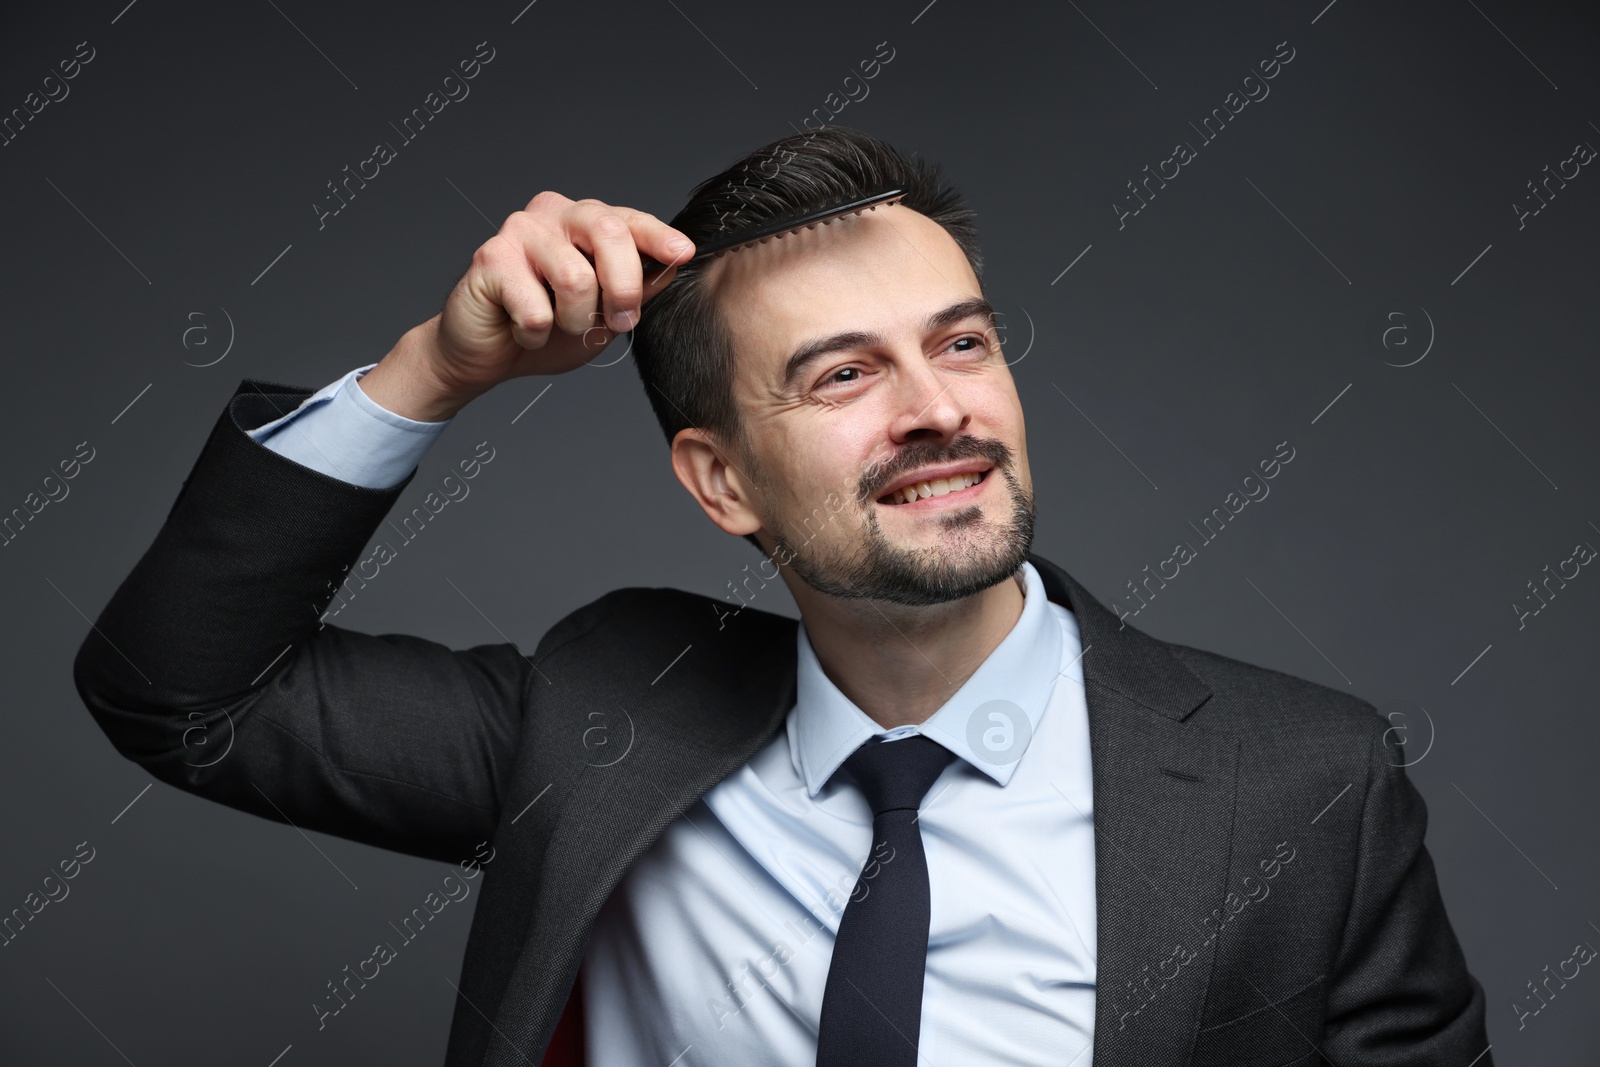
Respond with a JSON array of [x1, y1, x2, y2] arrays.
[[246, 363, 452, 489]]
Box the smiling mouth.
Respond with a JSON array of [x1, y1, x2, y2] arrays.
[[876, 468, 990, 506]]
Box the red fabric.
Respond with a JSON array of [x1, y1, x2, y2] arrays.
[[537, 966, 586, 1067]]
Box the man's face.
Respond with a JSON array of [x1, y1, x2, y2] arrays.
[[702, 204, 1035, 606]]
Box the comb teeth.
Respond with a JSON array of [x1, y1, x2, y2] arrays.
[[708, 201, 894, 259], [642, 188, 907, 272]]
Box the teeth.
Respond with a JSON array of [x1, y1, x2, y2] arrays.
[[891, 470, 984, 504]]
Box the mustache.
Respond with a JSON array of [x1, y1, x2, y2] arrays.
[[857, 435, 1015, 505]]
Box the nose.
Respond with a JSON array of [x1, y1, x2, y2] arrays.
[[886, 353, 970, 444]]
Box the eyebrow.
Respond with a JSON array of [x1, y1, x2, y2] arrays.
[[777, 297, 997, 393]]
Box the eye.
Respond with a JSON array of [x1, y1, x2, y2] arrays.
[[813, 333, 989, 392], [818, 365, 866, 389], [945, 333, 989, 356]]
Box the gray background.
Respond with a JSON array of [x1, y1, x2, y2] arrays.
[[3, 0, 1596, 1063]]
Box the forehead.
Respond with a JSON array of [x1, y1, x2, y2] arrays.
[[703, 205, 981, 382]]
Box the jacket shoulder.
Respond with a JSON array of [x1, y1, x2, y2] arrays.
[[534, 585, 798, 664], [1158, 637, 1384, 749]]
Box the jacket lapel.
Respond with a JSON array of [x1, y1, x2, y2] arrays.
[[1028, 554, 1237, 1066], [483, 596, 800, 1067], [483, 554, 1234, 1067]]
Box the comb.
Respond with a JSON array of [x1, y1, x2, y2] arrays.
[[639, 186, 907, 278]]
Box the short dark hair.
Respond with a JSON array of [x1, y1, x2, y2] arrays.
[[629, 125, 985, 551]]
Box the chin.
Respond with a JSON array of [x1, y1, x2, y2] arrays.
[[775, 463, 1036, 605]]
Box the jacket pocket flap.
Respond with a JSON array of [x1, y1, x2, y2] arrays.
[[1190, 973, 1326, 1066]]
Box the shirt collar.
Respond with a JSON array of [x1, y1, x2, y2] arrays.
[[789, 560, 1065, 796]]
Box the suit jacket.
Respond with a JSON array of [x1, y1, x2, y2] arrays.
[[72, 378, 1491, 1067]]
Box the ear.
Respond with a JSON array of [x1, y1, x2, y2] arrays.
[[670, 428, 765, 538]]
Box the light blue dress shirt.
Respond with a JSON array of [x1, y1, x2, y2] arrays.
[[247, 367, 1098, 1065], [245, 362, 448, 489]]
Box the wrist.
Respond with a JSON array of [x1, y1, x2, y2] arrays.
[[362, 321, 481, 422]]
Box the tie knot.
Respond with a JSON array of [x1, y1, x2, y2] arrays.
[[837, 733, 957, 817]]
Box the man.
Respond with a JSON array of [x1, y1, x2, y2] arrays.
[[73, 126, 1490, 1066]]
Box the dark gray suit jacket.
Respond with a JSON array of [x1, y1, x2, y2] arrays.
[[73, 378, 1491, 1067]]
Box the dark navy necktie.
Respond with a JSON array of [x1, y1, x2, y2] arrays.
[[816, 733, 958, 1067]]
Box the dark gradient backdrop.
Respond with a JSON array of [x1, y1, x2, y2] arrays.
[[2, 1, 1596, 1064]]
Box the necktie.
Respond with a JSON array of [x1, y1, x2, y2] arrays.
[[816, 733, 958, 1067]]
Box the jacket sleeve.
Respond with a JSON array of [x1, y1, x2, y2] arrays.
[[1320, 714, 1494, 1064], [71, 377, 537, 865]]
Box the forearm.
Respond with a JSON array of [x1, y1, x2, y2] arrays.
[[73, 380, 413, 741], [71, 378, 534, 862]]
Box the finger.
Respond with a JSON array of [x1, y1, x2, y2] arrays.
[[567, 203, 647, 333], [635, 213, 695, 301], [524, 223, 601, 338], [607, 206, 694, 313], [625, 208, 696, 272], [571, 204, 693, 330], [472, 233, 556, 350]]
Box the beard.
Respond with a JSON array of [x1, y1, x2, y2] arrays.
[[769, 434, 1036, 606]]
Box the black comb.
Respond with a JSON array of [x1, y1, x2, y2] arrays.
[[639, 187, 907, 278]]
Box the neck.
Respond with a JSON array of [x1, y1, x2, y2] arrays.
[[789, 568, 1027, 730]]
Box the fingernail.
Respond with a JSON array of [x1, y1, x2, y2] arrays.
[[667, 237, 692, 255], [608, 308, 637, 331]]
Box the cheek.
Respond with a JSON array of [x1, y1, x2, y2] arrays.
[[988, 384, 1027, 445], [753, 447, 825, 517], [779, 427, 872, 501]]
